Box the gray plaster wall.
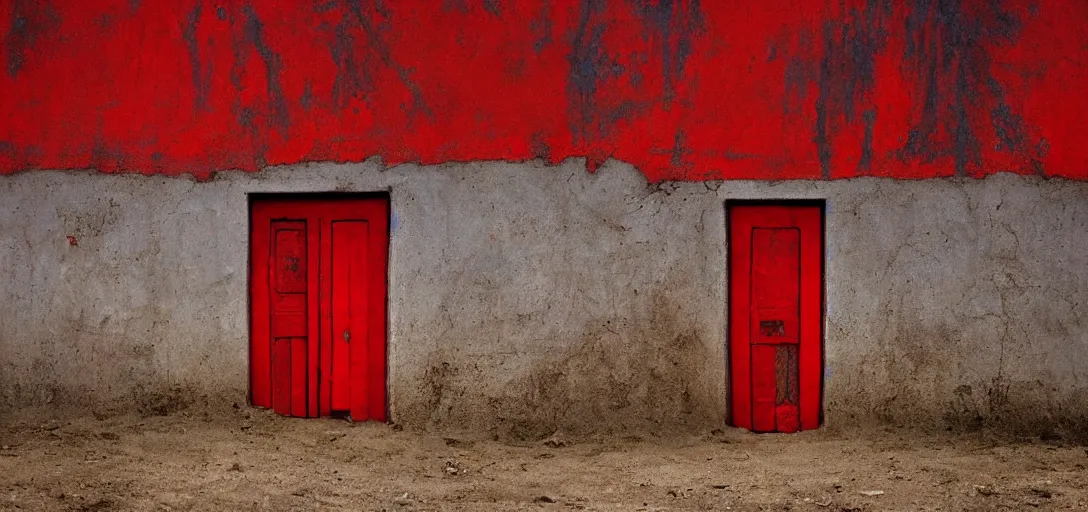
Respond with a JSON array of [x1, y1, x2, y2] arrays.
[[1, 161, 1086, 438]]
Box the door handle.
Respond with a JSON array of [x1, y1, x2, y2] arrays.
[[342, 329, 351, 343]]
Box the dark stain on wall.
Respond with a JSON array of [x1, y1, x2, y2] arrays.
[[242, 4, 290, 133], [530, 0, 553, 53], [329, 2, 375, 109], [859, 108, 876, 173], [225, 6, 249, 138], [901, 0, 1025, 175], [988, 77, 1038, 171], [781, 34, 815, 117], [5, 0, 59, 78], [91, 134, 126, 170], [814, 0, 891, 178], [4, 1, 29, 77], [790, 0, 1036, 177], [300, 82, 313, 111], [441, 0, 469, 14], [483, 0, 501, 17], [630, 0, 703, 107], [182, 2, 212, 112], [530, 130, 551, 160], [567, 0, 622, 143], [345, 0, 432, 118]]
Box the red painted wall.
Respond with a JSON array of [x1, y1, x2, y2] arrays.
[[1, 0, 1085, 182]]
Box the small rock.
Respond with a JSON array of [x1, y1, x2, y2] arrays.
[[815, 499, 832, 507], [1030, 488, 1052, 499], [326, 432, 346, 443], [859, 490, 884, 497], [533, 495, 556, 503], [443, 437, 471, 448], [974, 485, 997, 497], [291, 489, 307, 497], [394, 492, 411, 505], [542, 432, 567, 448], [711, 484, 729, 489], [228, 463, 243, 472], [99, 432, 120, 441], [1040, 430, 1062, 442]]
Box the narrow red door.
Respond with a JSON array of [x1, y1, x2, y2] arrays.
[[729, 204, 822, 433], [266, 220, 312, 417], [329, 220, 387, 421], [251, 196, 388, 420]]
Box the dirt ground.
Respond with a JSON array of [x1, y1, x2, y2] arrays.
[[1, 406, 1086, 512]]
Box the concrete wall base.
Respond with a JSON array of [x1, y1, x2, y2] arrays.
[[2, 161, 1086, 439]]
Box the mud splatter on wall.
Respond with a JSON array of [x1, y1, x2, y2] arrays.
[[0, 0, 1084, 181]]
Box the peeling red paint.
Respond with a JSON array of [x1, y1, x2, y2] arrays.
[[0, 0, 1084, 181]]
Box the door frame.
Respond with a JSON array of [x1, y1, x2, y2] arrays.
[[725, 199, 826, 430], [246, 191, 392, 419]]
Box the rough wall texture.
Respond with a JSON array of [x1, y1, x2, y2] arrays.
[[1, 0, 1086, 181], [2, 162, 1085, 437]]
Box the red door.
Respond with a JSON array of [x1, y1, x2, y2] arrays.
[[729, 204, 822, 433], [250, 196, 388, 421]]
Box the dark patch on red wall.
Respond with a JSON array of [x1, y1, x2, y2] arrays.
[[5, 0, 60, 78], [629, 0, 703, 107], [898, 0, 1025, 176], [0, 0, 1084, 181], [182, 3, 210, 112]]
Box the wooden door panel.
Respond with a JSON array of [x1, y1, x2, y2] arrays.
[[729, 204, 822, 433], [251, 197, 388, 421], [270, 220, 309, 416], [330, 221, 369, 413]]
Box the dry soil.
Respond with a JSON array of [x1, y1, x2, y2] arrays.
[[1, 406, 1086, 511]]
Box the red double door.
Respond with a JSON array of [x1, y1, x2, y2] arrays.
[[729, 204, 823, 433], [250, 196, 388, 421]]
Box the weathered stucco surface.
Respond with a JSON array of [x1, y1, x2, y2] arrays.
[[1, 163, 1086, 438]]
